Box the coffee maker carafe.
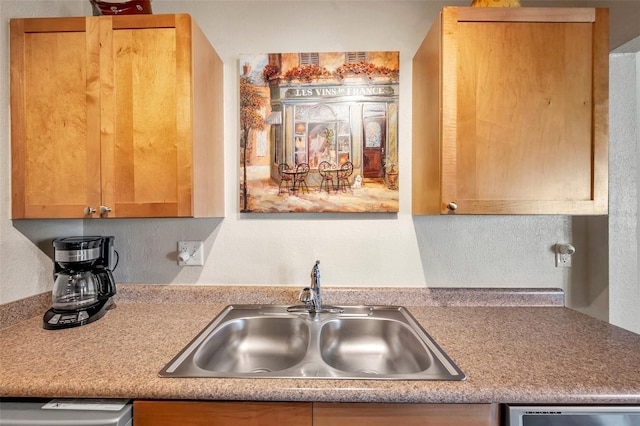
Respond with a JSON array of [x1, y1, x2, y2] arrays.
[[43, 236, 117, 330]]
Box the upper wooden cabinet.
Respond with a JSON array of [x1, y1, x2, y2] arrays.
[[412, 7, 608, 215], [10, 14, 224, 219]]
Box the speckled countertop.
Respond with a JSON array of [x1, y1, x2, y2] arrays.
[[1, 285, 640, 404]]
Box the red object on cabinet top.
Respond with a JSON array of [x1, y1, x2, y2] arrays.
[[90, 0, 152, 15]]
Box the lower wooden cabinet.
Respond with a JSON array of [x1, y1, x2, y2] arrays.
[[133, 401, 499, 426], [133, 401, 312, 426], [314, 403, 499, 426]]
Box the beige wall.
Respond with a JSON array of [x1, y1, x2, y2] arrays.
[[609, 39, 640, 334], [1, 1, 638, 334]]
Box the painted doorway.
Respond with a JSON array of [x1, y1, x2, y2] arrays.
[[363, 104, 387, 178]]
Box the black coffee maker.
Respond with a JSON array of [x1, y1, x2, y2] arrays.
[[43, 236, 117, 330]]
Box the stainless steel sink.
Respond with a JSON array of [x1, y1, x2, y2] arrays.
[[193, 317, 309, 373], [319, 318, 433, 375], [159, 305, 465, 381]]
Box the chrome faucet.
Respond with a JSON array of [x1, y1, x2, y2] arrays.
[[310, 260, 321, 307], [293, 260, 343, 314], [299, 260, 322, 311]]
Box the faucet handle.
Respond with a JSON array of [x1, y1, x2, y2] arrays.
[[295, 287, 344, 315], [299, 287, 317, 307]]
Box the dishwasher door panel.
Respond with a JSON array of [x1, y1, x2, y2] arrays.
[[505, 405, 640, 426]]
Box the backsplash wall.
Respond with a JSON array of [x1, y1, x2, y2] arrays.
[[85, 0, 575, 292], [1, 1, 637, 333]]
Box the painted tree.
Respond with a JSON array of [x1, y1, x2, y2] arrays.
[[239, 76, 265, 212]]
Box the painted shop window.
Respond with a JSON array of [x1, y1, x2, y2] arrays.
[[294, 104, 351, 168]]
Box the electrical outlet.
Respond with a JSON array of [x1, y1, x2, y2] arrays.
[[177, 241, 204, 266], [555, 243, 575, 268], [556, 252, 572, 268]]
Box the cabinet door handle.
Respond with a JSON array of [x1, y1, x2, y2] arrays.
[[99, 205, 112, 215], [447, 202, 458, 211], [84, 206, 96, 215]]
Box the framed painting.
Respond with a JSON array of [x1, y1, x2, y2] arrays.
[[240, 51, 399, 213]]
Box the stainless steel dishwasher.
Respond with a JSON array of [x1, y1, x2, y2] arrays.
[[0, 398, 132, 426], [505, 405, 640, 426]]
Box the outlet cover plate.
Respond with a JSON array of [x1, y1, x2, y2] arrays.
[[178, 241, 204, 266], [555, 252, 572, 268]]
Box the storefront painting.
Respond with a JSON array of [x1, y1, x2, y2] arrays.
[[240, 51, 399, 213]]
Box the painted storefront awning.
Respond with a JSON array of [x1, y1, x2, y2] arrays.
[[264, 111, 282, 125]]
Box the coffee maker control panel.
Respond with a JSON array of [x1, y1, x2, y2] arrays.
[[43, 299, 113, 330], [46, 310, 90, 326]]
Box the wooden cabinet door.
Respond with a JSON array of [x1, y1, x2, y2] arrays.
[[11, 15, 223, 219], [10, 18, 102, 219], [413, 7, 608, 215], [313, 403, 499, 426], [133, 400, 313, 426], [106, 14, 224, 218], [103, 14, 193, 217]]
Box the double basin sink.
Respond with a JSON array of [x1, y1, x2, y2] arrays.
[[159, 304, 465, 381]]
